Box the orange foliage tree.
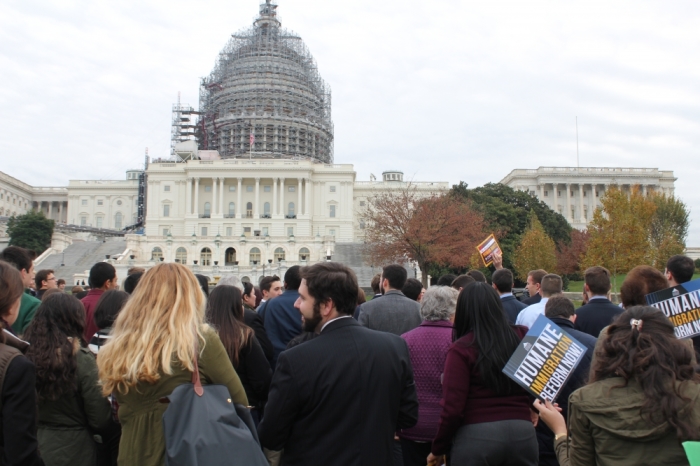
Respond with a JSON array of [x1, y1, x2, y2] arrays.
[[556, 229, 591, 278], [361, 185, 488, 286]]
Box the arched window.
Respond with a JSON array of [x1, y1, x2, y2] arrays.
[[288, 202, 295, 217], [274, 247, 285, 262], [151, 247, 163, 261], [225, 247, 237, 265], [298, 247, 310, 261], [175, 247, 187, 264], [246, 202, 253, 218], [228, 202, 235, 217], [114, 212, 123, 230], [249, 247, 261, 265], [200, 247, 212, 266], [204, 202, 211, 217], [263, 202, 270, 216]]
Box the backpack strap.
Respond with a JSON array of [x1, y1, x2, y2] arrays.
[[192, 345, 203, 397], [0, 344, 22, 411]]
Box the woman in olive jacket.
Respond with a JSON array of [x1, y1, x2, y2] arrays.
[[24, 293, 112, 466]]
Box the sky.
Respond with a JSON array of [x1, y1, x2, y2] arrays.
[[1, 0, 699, 243]]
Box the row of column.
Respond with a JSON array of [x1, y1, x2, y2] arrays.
[[34, 201, 68, 223]]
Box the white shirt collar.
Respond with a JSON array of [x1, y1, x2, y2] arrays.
[[321, 315, 353, 333], [500, 292, 513, 298]]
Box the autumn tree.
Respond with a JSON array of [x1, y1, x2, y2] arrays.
[[556, 229, 590, 278], [512, 211, 558, 281], [648, 192, 689, 269], [7, 210, 55, 253], [361, 185, 487, 286], [582, 186, 657, 285]]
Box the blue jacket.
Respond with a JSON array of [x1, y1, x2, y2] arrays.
[[500, 295, 527, 325], [258, 289, 302, 369]]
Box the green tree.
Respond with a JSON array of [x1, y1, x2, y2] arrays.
[[7, 210, 55, 253], [648, 192, 689, 269], [512, 211, 558, 280], [451, 182, 571, 273]]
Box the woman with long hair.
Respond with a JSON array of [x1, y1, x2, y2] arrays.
[[97, 263, 247, 466], [24, 293, 112, 466], [242, 281, 258, 311], [206, 285, 271, 424], [428, 282, 538, 466], [536, 306, 700, 465], [0, 260, 44, 465]]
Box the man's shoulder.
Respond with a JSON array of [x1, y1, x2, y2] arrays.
[[577, 299, 621, 315], [21, 292, 40, 307], [566, 327, 598, 350]]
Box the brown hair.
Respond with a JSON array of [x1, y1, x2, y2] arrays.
[[71, 286, 84, 294], [528, 269, 547, 285], [544, 295, 575, 319], [41, 288, 63, 301], [371, 273, 381, 294], [357, 287, 366, 306], [591, 306, 699, 440], [34, 269, 54, 290], [584, 266, 611, 296], [0, 260, 24, 324], [620, 266, 668, 308], [540, 274, 563, 297]]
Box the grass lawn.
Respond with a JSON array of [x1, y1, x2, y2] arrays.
[[568, 272, 700, 293]]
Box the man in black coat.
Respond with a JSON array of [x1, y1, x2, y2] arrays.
[[258, 262, 419, 466], [491, 268, 526, 324], [521, 269, 547, 305], [575, 266, 623, 338]]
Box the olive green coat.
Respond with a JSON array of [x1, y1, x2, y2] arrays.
[[115, 328, 248, 466], [37, 346, 112, 466], [555, 377, 700, 466]]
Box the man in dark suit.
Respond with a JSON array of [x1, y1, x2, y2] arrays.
[[258, 262, 419, 466], [492, 268, 526, 324], [521, 269, 547, 305], [575, 266, 623, 338]]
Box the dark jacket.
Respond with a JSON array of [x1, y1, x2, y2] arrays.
[[357, 290, 422, 336], [258, 317, 418, 466], [575, 297, 623, 338], [536, 317, 596, 466], [501, 295, 527, 325], [0, 329, 44, 466], [234, 336, 272, 408], [37, 345, 112, 466], [257, 290, 302, 369], [521, 293, 541, 305], [243, 307, 274, 364]]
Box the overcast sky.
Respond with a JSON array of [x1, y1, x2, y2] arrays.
[[1, 0, 699, 244]]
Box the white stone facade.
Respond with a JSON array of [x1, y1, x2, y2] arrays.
[[0, 171, 68, 222], [499, 167, 677, 230]]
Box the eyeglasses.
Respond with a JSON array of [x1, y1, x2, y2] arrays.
[[47, 277, 57, 282]]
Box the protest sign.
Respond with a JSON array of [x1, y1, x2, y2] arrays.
[[646, 278, 700, 339], [502, 314, 587, 401], [476, 234, 501, 267]]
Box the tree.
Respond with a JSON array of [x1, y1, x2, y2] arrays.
[[7, 210, 55, 253], [451, 182, 571, 273], [556, 229, 590, 278], [512, 211, 558, 280], [362, 185, 488, 286], [582, 185, 657, 285], [648, 192, 689, 269]]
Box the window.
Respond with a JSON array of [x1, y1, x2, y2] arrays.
[[80, 216, 87, 226], [201, 227, 208, 236], [595, 190, 600, 197], [246, 185, 253, 192], [200, 247, 212, 266], [246, 202, 253, 218], [164, 185, 171, 192], [225, 247, 236, 265], [163, 204, 170, 217], [287, 202, 295, 217], [263, 202, 270, 216], [583, 190, 587, 197], [244, 227, 251, 237], [114, 212, 122, 230], [571, 208, 575, 218], [287, 227, 294, 236], [584, 209, 588, 220], [359, 201, 366, 207], [359, 220, 365, 229], [151, 247, 163, 261], [97, 200, 104, 206], [205, 185, 211, 192], [229, 186, 236, 192], [162, 228, 169, 236], [81, 199, 87, 206], [557, 191, 561, 197], [249, 247, 261, 264], [288, 186, 295, 192], [274, 247, 286, 262], [262, 227, 269, 236], [329, 205, 336, 218], [204, 202, 211, 216], [117, 200, 122, 206], [330, 186, 336, 192], [544, 190, 549, 197], [226, 227, 232, 236], [299, 247, 310, 261], [228, 202, 235, 217], [264, 185, 271, 192], [96, 217, 103, 228], [329, 229, 336, 236], [176, 247, 187, 264], [570, 190, 574, 197]]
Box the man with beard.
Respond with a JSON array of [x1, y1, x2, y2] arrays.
[[258, 262, 419, 466]]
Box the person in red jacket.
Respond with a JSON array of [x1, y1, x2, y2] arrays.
[[81, 262, 118, 341], [429, 282, 538, 466]]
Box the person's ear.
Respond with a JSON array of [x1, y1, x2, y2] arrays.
[[570, 314, 577, 323], [322, 298, 334, 317]]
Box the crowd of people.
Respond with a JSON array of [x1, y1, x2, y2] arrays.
[[1, 242, 700, 466]]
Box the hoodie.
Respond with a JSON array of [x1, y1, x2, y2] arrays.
[[555, 377, 700, 466]]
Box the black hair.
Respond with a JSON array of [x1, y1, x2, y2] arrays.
[[88, 262, 116, 289], [451, 274, 475, 290], [195, 274, 210, 297], [491, 269, 514, 293], [437, 274, 457, 287], [466, 270, 487, 283], [382, 264, 408, 290], [0, 246, 33, 273], [666, 255, 695, 284], [402, 278, 423, 301], [123, 272, 143, 294], [284, 265, 302, 290], [453, 282, 521, 395], [94, 290, 130, 329], [206, 285, 253, 367], [301, 263, 359, 316]]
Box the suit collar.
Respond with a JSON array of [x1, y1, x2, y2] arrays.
[[320, 315, 359, 334], [383, 290, 405, 297], [549, 316, 575, 330], [501, 295, 516, 301]]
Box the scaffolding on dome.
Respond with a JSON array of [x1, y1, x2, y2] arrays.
[[197, 0, 334, 163], [171, 92, 199, 160]]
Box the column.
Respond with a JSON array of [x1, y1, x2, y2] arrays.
[[565, 183, 571, 221], [219, 178, 225, 215], [297, 178, 302, 217], [48, 202, 53, 220], [305, 177, 311, 216], [186, 178, 192, 215], [212, 177, 218, 215], [641, 184, 646, 197], [273, 177, 278, 216], [279, 178, 286, 216], [254, 177, 260, 218], [314, 181, 321, 216], [539, 184, 544, 201], [194, 178, 200, 217], [578, 184, 585, 223], [237, 178, 242, 218], [57, 202, 62, 223]]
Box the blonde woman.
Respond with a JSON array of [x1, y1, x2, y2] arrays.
[[98, 263, 248, 466]]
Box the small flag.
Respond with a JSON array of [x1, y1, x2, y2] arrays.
[[249, 131, 255, 148]]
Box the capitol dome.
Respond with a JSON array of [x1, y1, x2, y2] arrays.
[[197, 1, 333, 163]]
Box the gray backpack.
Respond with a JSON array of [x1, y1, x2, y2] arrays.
[[162, 355, 268, 466]]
